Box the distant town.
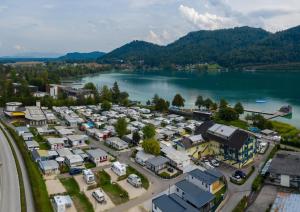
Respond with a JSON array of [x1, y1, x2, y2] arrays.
[[1, 63, 300, 212]]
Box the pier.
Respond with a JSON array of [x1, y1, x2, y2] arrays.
[[244, 108, 290, 120]]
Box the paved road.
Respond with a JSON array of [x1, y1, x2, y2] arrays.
[[0, 120, 35, 212], [0, 126, 21, 212]]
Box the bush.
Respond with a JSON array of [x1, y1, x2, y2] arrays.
[[142, 138, 160, 155], [233, 196, 248, 212], [252, 175, 264, 191]]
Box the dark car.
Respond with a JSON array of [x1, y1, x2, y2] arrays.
[[69, 168, 83, 176], [234, 170, 246, 179]]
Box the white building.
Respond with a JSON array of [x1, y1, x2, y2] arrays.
[[67, 134, 88, 147], [65, 154, 84, 168], [53, 195, 73, 212]]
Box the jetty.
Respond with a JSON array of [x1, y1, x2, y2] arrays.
[[244, 105, 292, 120]]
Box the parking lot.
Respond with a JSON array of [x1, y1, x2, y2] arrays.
[[85, 188, 115, 212], [118, 179, 147, 199]]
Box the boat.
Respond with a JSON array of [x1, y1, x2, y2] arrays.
[[255, 99, 267, 103]]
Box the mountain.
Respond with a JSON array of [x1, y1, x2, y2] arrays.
[[57, 51, 106, 62], [99, 26, 300, 68]]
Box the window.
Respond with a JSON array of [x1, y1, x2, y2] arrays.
[[176, 188, 179, 192]]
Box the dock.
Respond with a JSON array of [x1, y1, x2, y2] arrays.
[[244, 109, 290, 120]]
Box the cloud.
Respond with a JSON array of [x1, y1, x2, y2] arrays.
[[179, 5, 235, 30], [0, 5, 8, 12], [146, 30, 173, 45], [42, 4, 55, 9], [14, 44, 26, 51], [249, 8, 299, 19]]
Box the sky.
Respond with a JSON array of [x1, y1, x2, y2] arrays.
[[0, 0, 300, 56]]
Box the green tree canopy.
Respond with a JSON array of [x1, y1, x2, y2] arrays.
[[218, 107, 239, 121], [83, 82, 97, 91], [111, 81, 121, 103], [234, 102, 244, 114], [100, 85, 112, 102], [155, 98, 169, 112], [195, 95, 204, 108], [115, 118, 128, 138], [219, 98, 228, 109], [142, 138, 160, 156], [101, 100, 112, 111], [172, 93, 185, 108], [142, 124, 156, 139], [132, 131, 141, 146]]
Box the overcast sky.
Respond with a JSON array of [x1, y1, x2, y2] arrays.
[[0, 0, 300, 56]]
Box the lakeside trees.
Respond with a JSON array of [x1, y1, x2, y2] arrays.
[[115, 118, 128, 138], [172, 94, 185, 108]]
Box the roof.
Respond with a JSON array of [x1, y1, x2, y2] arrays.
[[188, 168, 220, 185], [207, 129, 250, 150], [25, 106, 46, 121], [65, 154, 84, 163], [161, 146, 190, 164], [269, 151, 300, 176], [86, 149, 107, 158], [208, 124, 237, 138], [39, 160, 59, 170], [152, 194, 198, 212], [271, 192, 300, 212], [175, 180, 215, 209], [56, 148, 73, 157], [25, 140, 39, 148], [179, 134, 205, 149], [136, 150, 155, 161], [47, 137, 66, 145], [15, 126, 30, 133], [54, 195, 73, 206], [146, 156, 169, 166], [67, 134, 88, 141]]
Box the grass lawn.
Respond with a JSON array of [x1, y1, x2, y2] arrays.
[[272, 121, 300, 146], [85, 161, 96, 169], [117, 166, 149, 189], [60, 178, 93, 212], [97, 170, 129, 205], [214, 117, 249, 130]]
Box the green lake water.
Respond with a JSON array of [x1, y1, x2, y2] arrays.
[[69, 70, 300, 128]]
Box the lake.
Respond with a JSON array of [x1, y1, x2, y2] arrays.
[[68, 70, 300, 128]]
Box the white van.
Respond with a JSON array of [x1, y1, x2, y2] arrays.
[[127, 174, 142, 188]]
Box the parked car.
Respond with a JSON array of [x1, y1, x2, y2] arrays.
[[234, 170, 246, 179], [92, 189, 106, 203], [167, 167, 174, 173], [210, 159, 220, 167], [127, 174, 142, 188], [204, 161, 215, 169], [69, 168, 83, 176]]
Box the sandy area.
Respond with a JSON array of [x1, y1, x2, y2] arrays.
[[46, 179, 66, 195]]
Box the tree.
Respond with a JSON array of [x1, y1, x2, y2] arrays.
[[101, 100, 112, 111], [100, 85, 112, 102], [218, 107, 239, 121], [115, 118, 128, 138], [234, 102, 244, 114], [172, 93, 185, 108], [142, 138, 160, 156], [111, 81, 120, 103], [219, 99, 228, 109], [152, 94, 160, 105], [195, 95, 204, 109], [132, 131, 141, 146], [155, 98, 169, 112], [146, 100, 151, 106], [84, 82, 97, 91], [203, 98, 213, 109], [142, 124, 156, 139]]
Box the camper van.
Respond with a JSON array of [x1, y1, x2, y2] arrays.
[[127, 174, 142, 188], [83, 169, 95, 184], [111, 161, 127, 176], [92, 189, 106, 203]]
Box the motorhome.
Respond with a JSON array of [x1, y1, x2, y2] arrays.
[[83, 169, 95, 184], [111, 161, 127, 176]]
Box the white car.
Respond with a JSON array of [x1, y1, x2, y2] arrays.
[[92, 189, 106, 203], [204, 161, 215, 169], [210, 159, 220, 167]]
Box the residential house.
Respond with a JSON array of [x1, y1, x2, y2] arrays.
[[65, 154, 84, 168], [86, 149, 108, 166], [174, 180, 215, 211], [32, 149, 58, 162], [67, 134, 88, 147], [145, 156, 170, 174], [25, 140, 39, 151], [106, 137, 128, 150], [185, 168, 224, 194], [135, 150, 155, 166], [47, 137, 66, 150], [39, 160, 60, 175], [21, 132, 34, 141], [177, 134, 207, 159], [161, 146, 191, 172], [15, 126, 30, 136], [53, 195, 73, 212]]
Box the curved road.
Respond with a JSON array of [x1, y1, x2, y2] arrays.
[[0, 127, 21, 212], [0, 121, 35, 212]]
